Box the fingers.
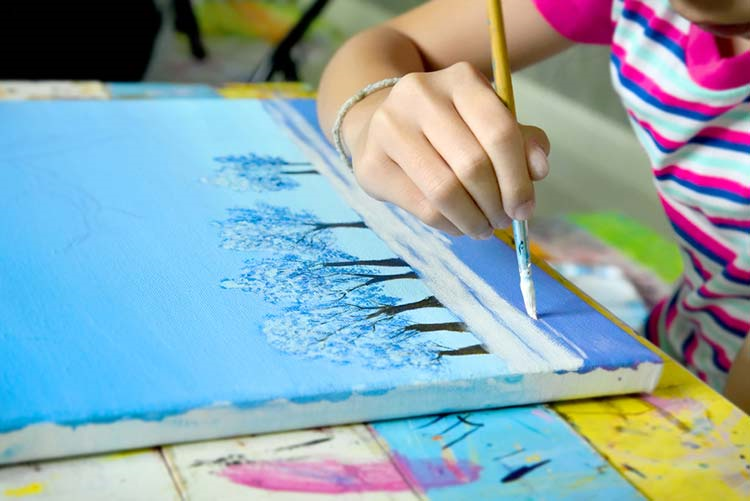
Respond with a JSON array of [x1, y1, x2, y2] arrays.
[[453, 75, 536, 221], [421, 100, 510, 230], [354, 146, 463, 236], [386, 131, 494, 239], [521, 125, 551, 181], [350, 63, 552, 238]]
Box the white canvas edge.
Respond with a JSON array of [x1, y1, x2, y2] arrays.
[[0, 362, 661, 465]]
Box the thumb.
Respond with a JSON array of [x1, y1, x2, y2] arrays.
[[520, 125, 551, 181]]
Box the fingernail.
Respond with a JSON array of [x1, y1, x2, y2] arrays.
[[513, 200, 535, 221], [528, 144, 549, 180], [479, 228, 494, 240], [492, 217, 511, 229]]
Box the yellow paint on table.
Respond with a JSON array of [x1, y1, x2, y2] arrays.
[[489, 229, 750, 499], [554, 366, 750, 500], [3, 482, 43, 497]]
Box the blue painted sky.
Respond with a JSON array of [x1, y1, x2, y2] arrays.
[[0, 99, 660, 436], [0, 100, 498, 432]]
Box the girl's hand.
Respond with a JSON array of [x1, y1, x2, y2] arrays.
[[349, 62, 550, 239]]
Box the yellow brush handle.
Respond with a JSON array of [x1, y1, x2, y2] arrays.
[[487, 0, 516, 117]]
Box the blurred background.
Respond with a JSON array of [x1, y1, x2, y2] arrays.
[[153, 0, 628, 125], [0, 0, 679, 327], [1, 1, 623, 123]]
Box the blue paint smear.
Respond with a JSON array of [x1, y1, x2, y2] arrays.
[[285, 98, 662, 373], [372, 407, 645, 500], [446, 237, 662, 372]]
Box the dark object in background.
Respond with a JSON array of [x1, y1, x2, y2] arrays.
[[173, 0, 206, 61], [0, 0, 328, 83], [249, 0, 331, 82], [1, 0, 163, 81]]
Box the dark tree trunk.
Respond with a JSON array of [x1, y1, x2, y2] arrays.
[[365, 296, 442, 319], [401, 321, 469, 335], [346, 271, 419, 291], [308, 221, 368, 232], [324, 257, 409, 268], [437, 344, 489, 358]]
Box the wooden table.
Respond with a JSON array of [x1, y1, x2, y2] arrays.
[[1, 82, 748, 500]]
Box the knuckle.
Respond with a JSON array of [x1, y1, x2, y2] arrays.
[[394, 72, 427, 96], [455, 150, 490, 181], [449, 62, 485, 88], [369, 107, 399, 138], [416, 203, 444, 229], [489, 120, 521, 146], [353, 160, 385, 201], [424, 175, 461, 207], [450, 61, 478, 77]]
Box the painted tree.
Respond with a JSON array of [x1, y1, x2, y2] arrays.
[[202, 153, 317, 192], [211, 153, 489, 368], [219, 204, 366, 255]]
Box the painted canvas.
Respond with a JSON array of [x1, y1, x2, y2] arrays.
[[0, 99, 662, 465]]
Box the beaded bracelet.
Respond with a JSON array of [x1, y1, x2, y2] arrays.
[[331, 77, 401, 169]]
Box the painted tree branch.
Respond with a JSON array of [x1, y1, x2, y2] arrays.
[[437, 344, 489, 358], [323, 257, 409, 268]]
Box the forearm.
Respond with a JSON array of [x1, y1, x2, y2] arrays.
[[725, 335, 750, 414], [317, 0, 572, 153], [317, 26, 425, 150]]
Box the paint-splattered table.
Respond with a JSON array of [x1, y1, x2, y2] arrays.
[[1, 81, 748, 500]]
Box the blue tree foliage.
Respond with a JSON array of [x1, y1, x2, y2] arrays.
[[211, 152, 482, 369], [202, 153, 314, 192], [219, 204, 338, 255], [221, 250, 444, 369]]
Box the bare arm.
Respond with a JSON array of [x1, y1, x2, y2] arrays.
[[725, 335, 750, 414], [317, 0, 571, 239], [318, 0, 571, 145]]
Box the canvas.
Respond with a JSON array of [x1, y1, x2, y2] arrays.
[[0, 99, 662, 465]]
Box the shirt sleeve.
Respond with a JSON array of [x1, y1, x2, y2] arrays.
[[532, 0, 617, 45]]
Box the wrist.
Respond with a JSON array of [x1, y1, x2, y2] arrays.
[[341, 90, 389, 156], [332, 77, 400, 168]]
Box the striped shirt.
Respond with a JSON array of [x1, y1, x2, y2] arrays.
[[533, 0, 750, 390]]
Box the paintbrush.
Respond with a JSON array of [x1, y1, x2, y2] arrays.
[[487, 0, 537, 319]]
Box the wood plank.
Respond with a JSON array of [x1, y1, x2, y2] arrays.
[[370, 406, 644, 500], [0, 81, 108, 100], [554, 363, 750, 500], [0, 449, 177, 500], [164, 425, 418, 500]]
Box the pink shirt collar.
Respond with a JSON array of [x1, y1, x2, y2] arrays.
[[686, 26, 750, 91]]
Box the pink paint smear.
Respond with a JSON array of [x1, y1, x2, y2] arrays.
[[394, 453, 482, 489], [642, 394, 703, 414], [219, 456, 481, 494]]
